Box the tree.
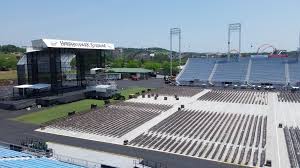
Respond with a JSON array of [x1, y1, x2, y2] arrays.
[[126, 60, 140, 68], [0, 45, 25, 53], [161, 61, 179, 75], [111, 58, 124, 68], [153, 53, 169, 63], [144, 61, 160, 72]]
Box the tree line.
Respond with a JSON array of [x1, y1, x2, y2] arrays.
[[0, 44, 25, 53]]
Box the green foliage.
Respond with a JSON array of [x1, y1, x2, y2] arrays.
[[0, 45, 25, 53], [161, 61, 179, 75], [70, 57, 76, 68], [0, 52, 17, 70], [144, 61, 161, 72], [111, 58, 125, 68], [126, 60, 140, 68], [152, 53, 169, 62]]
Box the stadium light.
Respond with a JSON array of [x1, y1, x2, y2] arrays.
[[170, 28, 181, 76], [228, 23, 241, 59]]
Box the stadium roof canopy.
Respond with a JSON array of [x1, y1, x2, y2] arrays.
[[108, 68, 153, 73]]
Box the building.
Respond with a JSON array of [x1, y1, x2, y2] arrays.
[[108, 68, 153, 80], [17, 39, 114, 94]]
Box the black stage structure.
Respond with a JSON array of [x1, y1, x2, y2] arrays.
[[17, 39, 115, 94]]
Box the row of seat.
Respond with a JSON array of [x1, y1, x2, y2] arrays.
[[0, 147, 82, 168], [283, 126, 300, 168], [0, 158, 83, 168], [277, 92, 300, 103], [148, 110, 267, 148], [149, 86, 203, 97], [197, 90, 268, 105], [177, 58, 215, 82], [177, 57, 294, 85], [0, 147, 32, 158], [249, 58, 286, 84], [129, 133, 266, 166], [212, 58, 249, 82], [49, 102, 172, 138]]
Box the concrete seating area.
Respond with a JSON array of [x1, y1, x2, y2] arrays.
[[49, 102, 172, 138], [197, 90, 268, 105]]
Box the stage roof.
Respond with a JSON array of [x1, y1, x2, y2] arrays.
[[31, 39, 115, 50]]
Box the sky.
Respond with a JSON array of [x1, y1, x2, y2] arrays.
[[0, 0, 300, 53]]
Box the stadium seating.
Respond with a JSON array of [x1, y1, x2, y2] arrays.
[[49, 102, 172, 138], [0, 147, 82, 168], [212, 58, 249, 83], [177, 58, 216, 83], [0, 147, 32, 158], [176, 57, 300, 86], [249, 57, 286, 84], [289, 61, 300, 85]]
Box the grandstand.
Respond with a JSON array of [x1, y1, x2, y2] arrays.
[[0, 146, 83, 168], [176, 56, 300, 87]]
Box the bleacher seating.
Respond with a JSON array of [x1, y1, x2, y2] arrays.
[[289, 61, 300, 85], [212, 58, 249, 83], [177, 57, 300, 86], [249, 57, 286, 84], [0, 147, 32, 158], [0, 147, 82, 168], [49, 102, 172, 138], [177, 58, 216, 84]]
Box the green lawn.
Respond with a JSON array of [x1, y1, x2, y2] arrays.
[[13, 99, 105, 125], [0, 70, 17, 80], [119, 87, 148, 99], [13, 87, 148, 125]]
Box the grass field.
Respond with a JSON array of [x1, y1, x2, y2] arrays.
[[0, 70, 17, 80], [13, 87, 147, 125]]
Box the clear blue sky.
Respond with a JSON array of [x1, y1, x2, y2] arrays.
[[1, 0, 300, 52]]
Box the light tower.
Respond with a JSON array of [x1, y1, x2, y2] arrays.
[[227, 23, 241, 59], [169, 28, 181, 76]]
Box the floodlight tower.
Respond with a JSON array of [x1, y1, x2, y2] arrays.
[[170, 28, 181, 76], [227, 23, 241, 59]]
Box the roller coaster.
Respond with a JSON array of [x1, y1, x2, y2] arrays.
[[256, 44, 288, 57]]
